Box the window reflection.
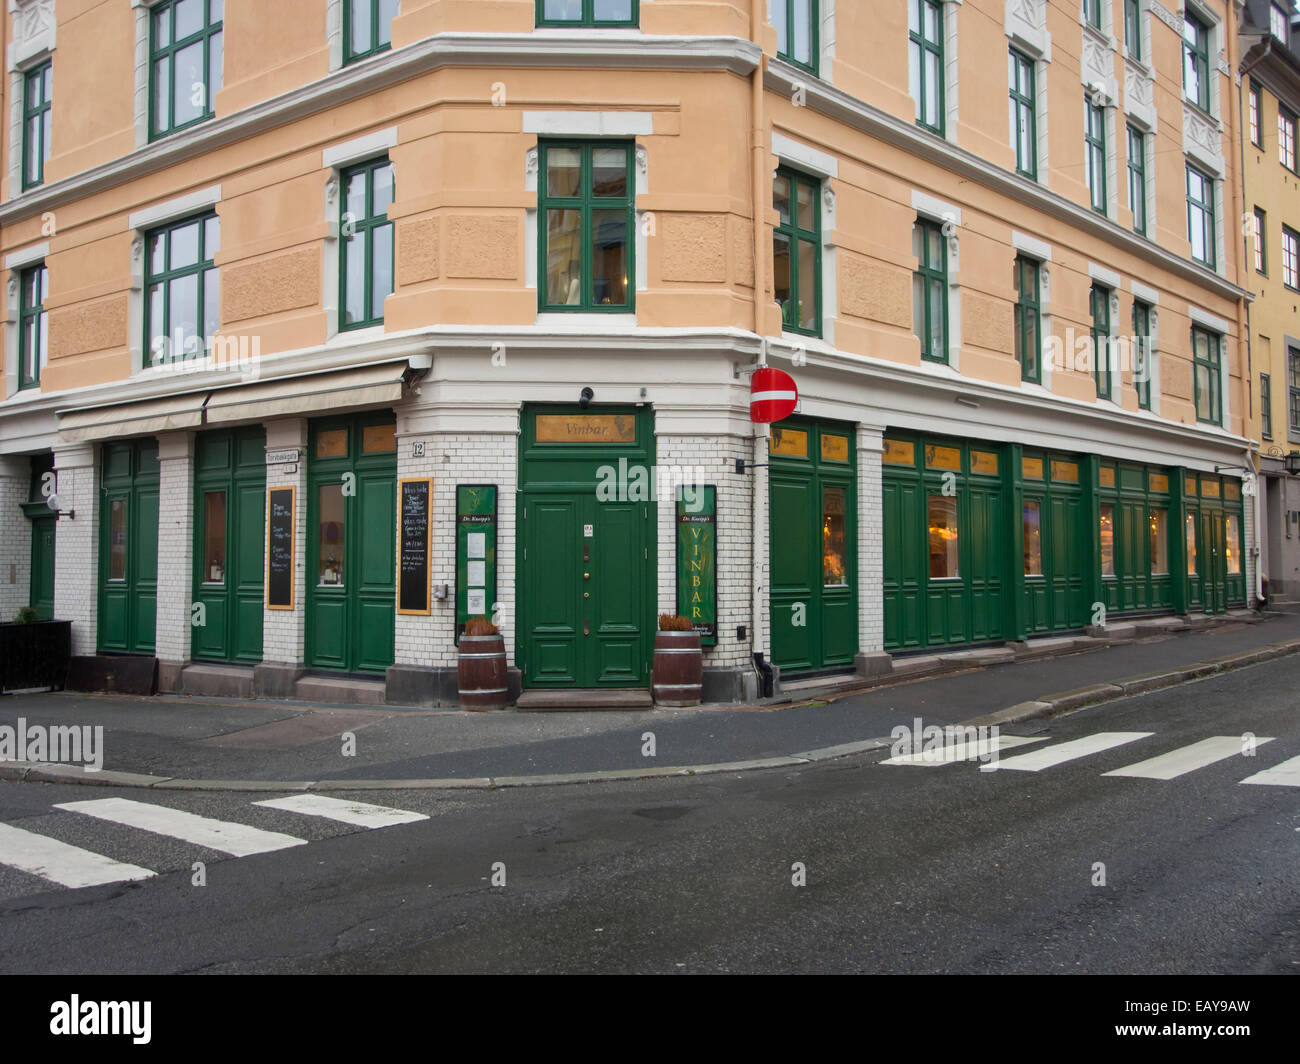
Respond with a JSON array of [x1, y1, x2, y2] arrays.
[[203, 491, 226, 584], [1023, 500, 1042, 576], [822, 486, 846, 586], [1099, 504, 1115, 576], [928, 495, 959, 578], [1149, 510, 1168, 575], [318, 484, 346, 586]]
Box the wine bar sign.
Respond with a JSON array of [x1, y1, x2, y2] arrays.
[[456, 484, 497, 639], [676, 485, 717, 645]]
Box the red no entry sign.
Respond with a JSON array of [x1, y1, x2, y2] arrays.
[[750, 367, 798, 423]]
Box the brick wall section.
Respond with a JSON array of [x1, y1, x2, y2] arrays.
[[654, 432, 755, 670], [1244, 484, 1258, 607], [394, 430, 518, 669], [154, 432, 194, 665], [0, 456, 30, 622], [52, 443, 98, 655], [262, 419, 307, 665], [857, 426, 885, 653]]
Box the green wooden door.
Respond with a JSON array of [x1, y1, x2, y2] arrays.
[[29, 516, 55, 621], [306, 415, 396, 673], [193, 428, 265, 663], [98, 440, 159, 654], [1201, 510, 1227, 613]]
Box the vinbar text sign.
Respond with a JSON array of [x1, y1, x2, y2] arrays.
[[397, 477, 433, 616], [266, 486, 296, 610], [676, 484, 717, 646], [456, 484, 497, 640], [535, 414, 636, 444]]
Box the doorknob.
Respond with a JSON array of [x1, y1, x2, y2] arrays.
[[584, 591, 590, 599], [583, 572, 590, 579]]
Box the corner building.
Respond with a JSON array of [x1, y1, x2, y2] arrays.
[[0, 0, 1257, 705]]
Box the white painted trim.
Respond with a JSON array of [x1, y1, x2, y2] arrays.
[[533, 313, 638, 328], [771, 131, 839, 178], [4, 240, 47, 270], [1088, 261, 1122, 288], [1130, 278, 1160, 304], [522, 111, 654, 136], [322, 127, 398, 169], [128, 184, 222, 231], [1189, 305, 1232, 334], [911, 189, 962, 225], [326, 0, 344, 72], [1012, 230, 1052, 261]]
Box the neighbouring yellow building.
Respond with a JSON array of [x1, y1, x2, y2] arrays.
[[0, 1, 1261, 705]]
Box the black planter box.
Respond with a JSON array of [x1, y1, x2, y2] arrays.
[[0, 621, 72, 693]]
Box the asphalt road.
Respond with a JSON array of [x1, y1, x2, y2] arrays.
[[1, 655, 1297, 974]]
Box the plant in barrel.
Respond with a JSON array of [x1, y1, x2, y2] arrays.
[[457, 615, 509, 710], [652, 613, 702, 707]]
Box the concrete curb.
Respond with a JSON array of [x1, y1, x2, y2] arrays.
[[3, 636, 1298, 793]]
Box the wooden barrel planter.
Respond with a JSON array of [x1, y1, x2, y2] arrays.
[[457, 634, 509, 710], [651, 630, 703, 707]]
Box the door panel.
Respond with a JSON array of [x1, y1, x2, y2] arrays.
[[770, 476, 815, 671], [98, 441, 160, 655], [590, 497, 645, 685], [522, 496, 580, 686]]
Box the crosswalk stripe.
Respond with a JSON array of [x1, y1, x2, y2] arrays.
[[1103, 736, 1275, 780], [980, 731, 1153, 772], [0, 821, 155, 889], [882, 734, 1047, 766], [1239, 753, 1300, 788], [54, 798, 308, 857], [252, 794, 429, 828]]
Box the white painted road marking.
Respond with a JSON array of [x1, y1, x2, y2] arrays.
[[0, 821, 155, 888], [1240, 753, 1300, 788], [1104, 736, 1275, 780], [253, 794, 429, 828], [882, 734, 1047, 766], [54, 798, 308, 857], [980, 732, 1154, 772]]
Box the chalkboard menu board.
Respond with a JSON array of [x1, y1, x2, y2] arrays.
[[676, 484, 717, 645], [398, 477, 433, 615], [266, 486, 296, 610], [456, 484, 497, 641]]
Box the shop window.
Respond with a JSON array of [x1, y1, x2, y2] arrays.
[[913, 218, 948, 363], [1185, 513, 1197, 576], [822, 486, 847, 587], [109, 500, 128, 581], [773, 167, 821, 336], [909, 0, 945, 134], [536, 0, 638, 27], [1226, 514, 1242, 574], [540, 142, 634, 313], [1023, 500, 1043, 576], [318, 484, 347, 587], [927, 495, 959, 579], [772, 0, 818, 75], [1149, 509, 1168, 575], [1099, 503, 1115, 576], [149, 0, 223, 140], [340, 157, 395, 330], [345, 0, 398, 65], [202, 491, 226, 584]]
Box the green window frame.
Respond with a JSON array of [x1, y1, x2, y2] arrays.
[[773, 166, 822, 336], [1091, 283, 1113, 399], [1085, 98, 1107, 215], [145, 212, 220, 365], [1289, 349, 1300, 434], [539, 141, 634, 314], [148, 0, 223, 141], [1013, 255, 1040, 383], [1186, 164, 1216, 269], [1127, 124, 1146, 235], [1009, 49, 1037, 180], [1182, 12, 1210, 113], [1124, 0, 1141, 59], [345, 0, 399, 65], [913, 218, 949, 364], [535, 0, 638, 28], [17, 263, 47, 391], [339, 156, 395, 330], [772, 0, 818, 75], [1282, 108, 1299, 172], [909, 0, 945, 135], [1192, 326, 1222, 425], [1253, 207, 1267, 274], [1249, 80, 1262, 147], [1133, 299, 1152, 409], [1084, 0, 1102, 31], [1261, 372, 1273, 439], [1282, 225, 1299, 290], [21, 61, 51, 191]]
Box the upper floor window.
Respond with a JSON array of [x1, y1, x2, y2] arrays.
[[1186, 164, 1216, 269], [909, 0, 944, 135], [1124, 0, 1141, 59], [1127, 125, 1146, 235], [340, 157, 395, 330], [1289, 348, 1300, 434], [22, 62, 51, 191], [1084, 0, 1102, 31], [913, 218, 948, 363], [1182, 13, 1210, 113], [1090, 283, 1112, 399], [774, 166, 821, 336], [1270, 3, 1290, 41], [1253, 207, 1268, 274], [1261, 373, 1273, 439], [1009, 50, 1037, 180], [536, 0, 637, 27], [346, 0, 399, 65], [1133, 299, 1152, 409], [539, 142, 633, 313], [146, 212, 220, 365], [17, 263, 47, 390], [1249, 80, 1262, 147], [1279, 107, 1297, 171], [1085, 98, 1107, 215], [1283, 225, 1299, 290], [772, 0, 818, 74], [1013, 255, 1040, 384], [1192, 325, 1222, 425], [149, 0, 223, 140]]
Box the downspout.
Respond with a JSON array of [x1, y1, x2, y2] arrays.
[[750, 2, 773, 697]]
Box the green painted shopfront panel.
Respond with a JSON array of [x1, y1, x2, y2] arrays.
[[97, 439, 159, 654]]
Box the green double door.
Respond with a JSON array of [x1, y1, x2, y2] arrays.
[[1021, 461, 1088, 634], [769, 419, 857, 674], [517, 406, 655, 688], [192, 428, 266, 663], [1188, 509, 1229, 613], [98, 440, 159, 654], [306, 414, 396, 673]]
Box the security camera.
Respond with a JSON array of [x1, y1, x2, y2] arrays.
[[579, 387, 594, 409]]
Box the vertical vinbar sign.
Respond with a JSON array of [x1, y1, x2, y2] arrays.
[[676, 485, 717, 646], [456, 485, 497, 640]]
